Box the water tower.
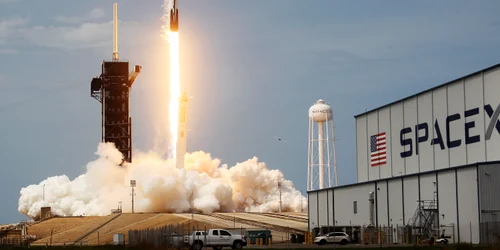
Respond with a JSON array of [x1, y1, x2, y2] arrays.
[[308, 99, 338, 191]]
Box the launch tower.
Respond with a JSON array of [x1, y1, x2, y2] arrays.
[[90, 3, 141, 164]]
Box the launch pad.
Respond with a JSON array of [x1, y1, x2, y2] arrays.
[[90, 3, 141, 164]]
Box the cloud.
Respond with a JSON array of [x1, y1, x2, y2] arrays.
[[54, 8, 105, 24], [22, 21, 113, 50], [0, 17, 27, 41], [0, 15, 145, 50], [20, 20, 144, 50], [0, 8, 148, 51], [0, 49, 17, 54]]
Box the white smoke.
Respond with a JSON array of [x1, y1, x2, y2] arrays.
[[18, 143, 307, 220]]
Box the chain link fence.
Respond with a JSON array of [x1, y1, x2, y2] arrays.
[[128, 223, 272, 249], [0, 229, 23, 247]]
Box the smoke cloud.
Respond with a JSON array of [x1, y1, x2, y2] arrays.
[[18, 143, 307, 220]]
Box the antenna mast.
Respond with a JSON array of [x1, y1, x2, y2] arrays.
[[112, 2, 119, 61]]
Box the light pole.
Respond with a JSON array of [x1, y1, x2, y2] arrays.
[[278, 182, 282, 213], [300, 190, 303, 213], [130, 180, 136, 213]]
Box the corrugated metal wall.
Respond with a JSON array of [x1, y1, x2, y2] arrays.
[[438, 169, 458, 242], [355, 65, 500, 183], [456, 167, 480, 243], [308, 192, 318, 230], [478, 163, 500, 244], [308, 164, 489, 244], [333, 183, 374, 226], [479, 163, 500, 222]]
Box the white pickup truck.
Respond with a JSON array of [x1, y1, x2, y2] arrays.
[[184, 229, 247, 250]]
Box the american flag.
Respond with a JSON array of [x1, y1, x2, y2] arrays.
[[370, 132, 387, 167]]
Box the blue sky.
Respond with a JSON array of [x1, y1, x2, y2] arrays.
[[2, 0, 500, 223]]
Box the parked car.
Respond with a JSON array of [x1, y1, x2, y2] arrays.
[[314, 232, 350, 245], [435, 237, 449, 245]]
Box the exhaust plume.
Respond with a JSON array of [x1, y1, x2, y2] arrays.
[[18, 143, 307, 219]]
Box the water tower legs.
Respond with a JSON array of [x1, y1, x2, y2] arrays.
[[318, 121, 324, 189], [308, 99, 337, 191]]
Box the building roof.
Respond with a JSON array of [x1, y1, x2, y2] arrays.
[[307, 160, 500, 194], [354, 62, 500, 118]]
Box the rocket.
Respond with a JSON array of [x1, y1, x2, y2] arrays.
[[170, 0, 179, 31], [176, 91, 189, 169]]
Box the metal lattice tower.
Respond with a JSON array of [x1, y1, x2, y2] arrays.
[[90, 3, 141, 164]]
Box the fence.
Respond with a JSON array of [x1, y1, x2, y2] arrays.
[[0, 238, 22, 247], [361, 224, 455, 245], [0, 229, 23, 247], [128, 225, 186, 249], [128, 223, 274, 248]]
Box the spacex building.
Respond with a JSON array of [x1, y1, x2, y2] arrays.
[[307, 63, 500, 244]]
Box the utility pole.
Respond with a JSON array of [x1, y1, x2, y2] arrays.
[[278, 182, 282, 213], [43, 184, 45, 201], [130, 180, 136, 213], [300, 190, 303, 213]]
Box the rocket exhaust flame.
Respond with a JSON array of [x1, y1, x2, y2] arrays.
[[167, 31, 180, 159], [162, 0, 181, 160]]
